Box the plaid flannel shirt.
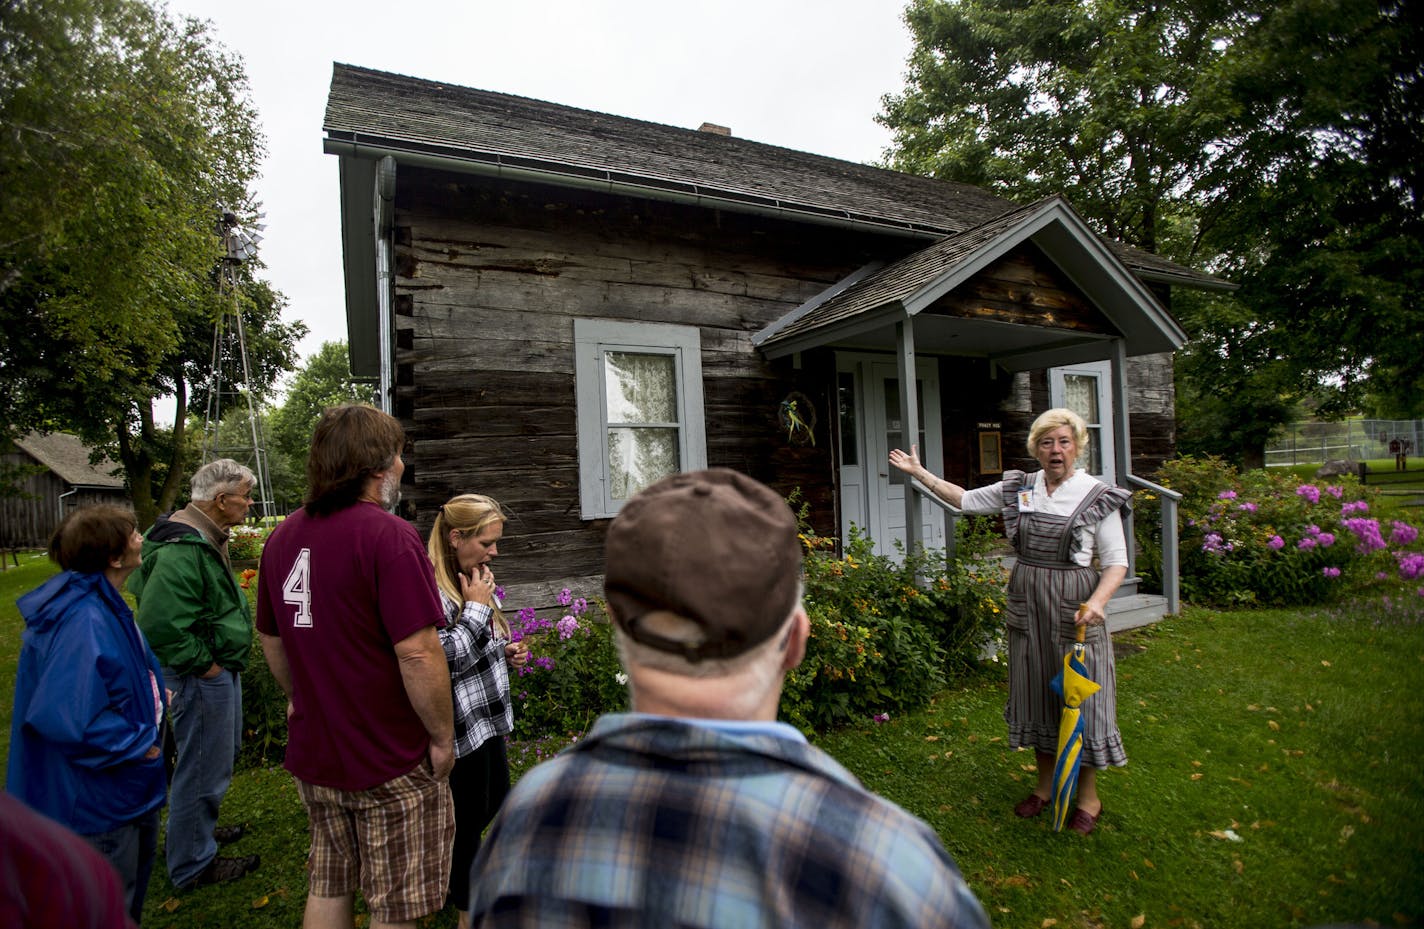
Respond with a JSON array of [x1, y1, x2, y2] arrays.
[[468, 714, 990, 929], [437, 591, 513, 758]]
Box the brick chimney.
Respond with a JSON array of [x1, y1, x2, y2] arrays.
[[698, 122, 731, 137]]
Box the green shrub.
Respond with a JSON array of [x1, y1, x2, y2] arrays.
[[507, 590, 626, 742], [228, 524, 269, 562], [783, 517, 1008, 734], [1140, 455, 1423, 607], [237, 576, 288, 768]]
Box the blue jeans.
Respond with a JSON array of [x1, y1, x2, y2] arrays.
[[163, 667, 242, 887], [86, 807, 161, 924]]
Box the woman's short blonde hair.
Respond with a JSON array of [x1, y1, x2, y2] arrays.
[[1027, 407, 1090, 456]]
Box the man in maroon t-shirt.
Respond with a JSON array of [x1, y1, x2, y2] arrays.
[[256, 404, 454, 929]]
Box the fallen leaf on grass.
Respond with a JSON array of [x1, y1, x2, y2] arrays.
[[1021, 763, 1038, 772], [1002, 874, 1031, 888], [1233, 859, 1244, 874], [1191, 760, 1202, 767], [1190, 773, 1203, 780], [1321, 659, 1331, 667], [1042, 919, 1058, 928], [1267, 720, 1281, 731], [1131, 914, 1147, 928], [253, 895, 270, 909], [161, 898, 181, 913], [924, 735, 940, 742], [1143, 857, 1155, 869]]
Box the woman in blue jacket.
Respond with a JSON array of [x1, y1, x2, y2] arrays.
[[8, 504, 167, 924]]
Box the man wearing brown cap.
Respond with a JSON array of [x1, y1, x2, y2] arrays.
[[467, 468, 990, 929]]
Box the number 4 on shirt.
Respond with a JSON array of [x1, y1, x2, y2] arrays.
[[282, 548, 313, 628]]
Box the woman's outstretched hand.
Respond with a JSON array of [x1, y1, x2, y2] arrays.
[[889, 443, 921, 475]]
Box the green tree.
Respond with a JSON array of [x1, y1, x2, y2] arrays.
[[266, 341, 378, 502], [880, 0, 1422, 465], [0, 0, 305, 524]]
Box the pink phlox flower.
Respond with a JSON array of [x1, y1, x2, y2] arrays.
[[1218, 490, 1238, 500], [1342, 517, 1387, 554], [1322, 566, 1341, 578], [1202, 532, 1228, 554], [1325, 485, 1344, 499], [557, 614, 580, 640], [1237, 502, 1258, 513], [1390, 521, 1419, 547], [873, 713, 890, 723], [494, 585, 506, 601], [1315, 532, 1336, 547], [1398, 552, 1424, 581], [1341, 500, 1369, 517], [1297, 537, 1317, 551], [1296, 485, 1321, 504], [558, 587, 573, 607], [572, 597, 588, 616], [1267, 535, 1285, 551], [1377, 571, 1390, 581]]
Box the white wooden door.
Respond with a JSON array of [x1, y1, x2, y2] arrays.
[[837, 355, 944, 558]]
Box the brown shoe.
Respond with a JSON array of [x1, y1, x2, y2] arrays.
[[1014, 793, 1049, 818], [213, 824, 246, 845], [1067, 807, 1102, 835], [180, 854, 259, 890]]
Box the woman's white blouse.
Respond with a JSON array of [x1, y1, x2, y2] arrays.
[[960, 470, 1128, 568]]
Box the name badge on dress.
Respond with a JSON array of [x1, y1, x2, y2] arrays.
[[1017, 488, 1036, 512]]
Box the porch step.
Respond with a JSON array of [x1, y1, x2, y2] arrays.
[[1106, 593, 1168, 633]]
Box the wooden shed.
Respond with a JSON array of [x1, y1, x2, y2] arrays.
[[1, 432, 129, 552], [323, 64, 1232, 613]]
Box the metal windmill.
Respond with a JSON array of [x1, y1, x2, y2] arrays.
[[201, 204, 277, 519]]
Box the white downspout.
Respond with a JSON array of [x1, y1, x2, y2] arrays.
[[374, 155, 397, 413]]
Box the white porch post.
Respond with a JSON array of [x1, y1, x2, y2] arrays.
[[896, 317, 921, 553], [1109, 338, 1135, 575]]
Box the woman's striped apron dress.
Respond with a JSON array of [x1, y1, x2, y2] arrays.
[[999, 470, 1130, 769]]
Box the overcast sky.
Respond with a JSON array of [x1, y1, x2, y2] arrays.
[[160, 0, 917, 370]]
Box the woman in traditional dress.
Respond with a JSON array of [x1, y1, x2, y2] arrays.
[[890, 408, 1129, 835]]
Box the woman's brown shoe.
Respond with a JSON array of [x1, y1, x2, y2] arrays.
[[1067, 807, 1102, 835], [1014, 793, 1049, 818]]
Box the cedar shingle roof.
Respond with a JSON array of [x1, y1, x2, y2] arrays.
[[323, 64, 1227, 291], [15, 432, 125, 488]]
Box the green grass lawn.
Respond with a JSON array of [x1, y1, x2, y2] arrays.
[[4, 560, 1422, 928]]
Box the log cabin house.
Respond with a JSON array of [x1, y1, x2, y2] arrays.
[[323, 64, 1230, 619]]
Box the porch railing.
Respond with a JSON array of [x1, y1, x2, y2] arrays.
[[909, 473, 1181, 617]]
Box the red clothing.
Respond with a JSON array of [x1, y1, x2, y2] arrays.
[[257, 502, 445, 790], [0, 794, 133, 929]]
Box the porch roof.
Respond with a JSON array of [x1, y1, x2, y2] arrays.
[[16, 432, 125, 489], [754, 198, 1191, 372]]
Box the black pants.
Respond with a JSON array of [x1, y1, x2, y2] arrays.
[[447, 736, 511, 912]]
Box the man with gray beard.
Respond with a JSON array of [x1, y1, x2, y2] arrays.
[[256, 404, 454, 929]]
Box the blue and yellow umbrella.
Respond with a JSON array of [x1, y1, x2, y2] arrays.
[[1049, 615, 1101, 832]]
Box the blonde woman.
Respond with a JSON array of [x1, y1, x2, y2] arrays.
[[891, 408, 1130, 835], [427, 494, 529, 928]]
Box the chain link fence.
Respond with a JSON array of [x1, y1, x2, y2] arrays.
[[1266, 419, 1424, 469]]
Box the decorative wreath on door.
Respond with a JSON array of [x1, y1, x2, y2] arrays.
[[778, 391, 817, 447]]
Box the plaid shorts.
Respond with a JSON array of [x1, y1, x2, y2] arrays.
[[296, 759, 455, 923]]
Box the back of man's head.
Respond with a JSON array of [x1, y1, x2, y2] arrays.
[[603, 468, 803, 675], [304, 404, 404, 517]]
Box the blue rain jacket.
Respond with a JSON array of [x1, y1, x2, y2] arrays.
[[7, 570, 167, 834]]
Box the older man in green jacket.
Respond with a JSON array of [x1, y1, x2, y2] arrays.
[[130, 459, 260, 890]]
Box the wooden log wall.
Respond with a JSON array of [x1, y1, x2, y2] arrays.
[[390, 169, 893, 608]]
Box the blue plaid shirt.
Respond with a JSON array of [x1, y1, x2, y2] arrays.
[[469, 714, 990, 929]]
